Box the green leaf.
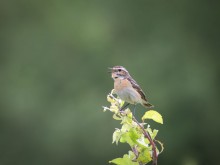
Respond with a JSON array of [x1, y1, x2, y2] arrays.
[[107, 95, 116, 103], [152, 129, 159, 139], [112, 129, 121, 145], [119, 135, 127, 143], [136, 135, 149, 147], [137, 148, 152, 164], [120, 132, 132, 145], [129, 128, 141, 143], [121, 123, 132, 132], [120, 128, 141, 146], [119, 100, 125, 108], [110, 105, 119, 113], [128, 150, 136, 160], [109, 154, 139, 165], [121, 110, 133, 124], [142, 110, 163, 124], [146, 128, 158, 139]]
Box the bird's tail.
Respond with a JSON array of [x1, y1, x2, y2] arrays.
[[143, 102, 154, 109]]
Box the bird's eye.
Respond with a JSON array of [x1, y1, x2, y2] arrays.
[[118, 69, 121, 72]]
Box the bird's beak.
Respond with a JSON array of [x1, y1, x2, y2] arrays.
[[108, 67, 112, 73]]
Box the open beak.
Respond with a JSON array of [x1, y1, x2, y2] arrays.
[[108, 67, 112, 73]]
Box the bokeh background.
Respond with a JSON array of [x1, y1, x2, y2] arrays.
[[1, 0, 220, 165]]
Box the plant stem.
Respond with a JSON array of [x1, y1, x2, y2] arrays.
[[132, 116, 157, 165]]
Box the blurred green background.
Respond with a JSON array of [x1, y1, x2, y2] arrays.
[[1, 0, 220, 165]]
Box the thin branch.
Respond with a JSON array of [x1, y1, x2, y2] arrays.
[[132, 146, 139, 159], [132, 146, 142, 165], [132, 116, 157, 165]]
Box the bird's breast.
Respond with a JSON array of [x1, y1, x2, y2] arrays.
[[114, 78, 141, 104], [114, 78, 132, 91]]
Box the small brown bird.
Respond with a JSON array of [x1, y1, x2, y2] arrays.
[[110, 66, 154, 109]]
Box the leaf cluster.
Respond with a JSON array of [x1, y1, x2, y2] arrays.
[[103, 90, 164, 165]]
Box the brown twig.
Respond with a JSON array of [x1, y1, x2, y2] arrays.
[[132, 116, 157, 165]]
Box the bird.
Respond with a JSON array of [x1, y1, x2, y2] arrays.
[[109, 66, 154, 111]]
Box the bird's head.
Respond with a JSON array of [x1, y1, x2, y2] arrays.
[[109, 66, 130, 80]]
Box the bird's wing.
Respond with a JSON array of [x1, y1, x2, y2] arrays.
[[127, 77, 148, 101]]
